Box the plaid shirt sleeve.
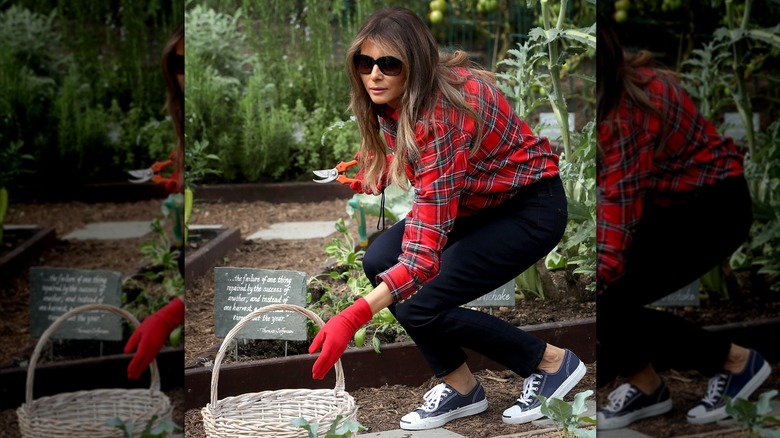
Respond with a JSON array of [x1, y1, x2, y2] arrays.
[[597, 68, 743, 289], [378, 122, 472, 301], [376, 69, 559, 301]]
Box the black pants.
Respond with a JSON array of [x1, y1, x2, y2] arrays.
[[597, 176, 753, 386], [363, 175, 568, 378]]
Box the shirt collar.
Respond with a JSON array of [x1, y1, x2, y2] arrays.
[[375, 104, 399, 122]]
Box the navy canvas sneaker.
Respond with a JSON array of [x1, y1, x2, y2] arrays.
[[399, 381, 488, 430], [597, 381, 673, 430], [502, 349, 587, 424], [687, 349, 771, 424]]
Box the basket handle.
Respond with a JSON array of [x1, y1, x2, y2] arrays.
[[25, 303, 162, 406], [209, 304, 346, 407]]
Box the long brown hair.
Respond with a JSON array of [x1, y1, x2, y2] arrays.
[[161, 21, 184, 192], [346, 7, 489, 193], [597, 19, 674, 155]]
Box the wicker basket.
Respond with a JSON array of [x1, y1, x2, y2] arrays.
[[17, 304, 173, 438], [202, 304, 358, 437]]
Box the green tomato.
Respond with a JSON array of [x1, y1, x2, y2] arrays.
[[430, 9, 444, 24], [614, 0, 630, 11], [613, 9, 627, 23], [378, 308, 396, 323], [168, 326, 182, 347], [354, 327, 367, 347], [430, 0, 446, 12]]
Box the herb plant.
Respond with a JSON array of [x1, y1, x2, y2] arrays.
[[725, 390, 780, 438], [536, 390, 597, 438], [107, 415, 181, 438], [292, 415, 364, 438]]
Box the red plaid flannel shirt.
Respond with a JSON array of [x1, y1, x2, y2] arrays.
[[597, 67, 744, 289], [376, 68, 559, 302]]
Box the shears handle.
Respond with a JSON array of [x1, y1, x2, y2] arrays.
[[335, 160, 358, 184]]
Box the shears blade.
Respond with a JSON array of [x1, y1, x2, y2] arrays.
[[312, 168, 338, 183], [128, 168, 154, 183]]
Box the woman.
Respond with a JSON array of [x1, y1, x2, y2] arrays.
[[124, 21, 185, 381], [308, 7, 585, 430], [595, 20, 770, 430]]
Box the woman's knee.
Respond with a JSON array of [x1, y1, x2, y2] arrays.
[[394, 300, 438, 328], [362, 248, 391, 286], [362, 220, 405, 282]]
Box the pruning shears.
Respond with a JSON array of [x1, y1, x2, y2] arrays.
[[128, 159, 173, 184], [312, 160, 358, 184]]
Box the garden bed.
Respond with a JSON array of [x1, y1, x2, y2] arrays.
[[0, 226, 56, 281], [184, 226, 242, 288]]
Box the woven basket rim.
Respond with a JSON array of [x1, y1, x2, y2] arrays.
[[25, 304, 162, 405], [208, 304, 348, 407], [19, 305, 173, 438], [203, 304, 358, 437]]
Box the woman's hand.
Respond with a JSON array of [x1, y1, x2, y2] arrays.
[[124, 297, 184, 379], [309, 297, 373, 379]]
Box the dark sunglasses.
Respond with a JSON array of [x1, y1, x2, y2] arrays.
[[353, 54, 403, 76], [168, 53, 184, 75]]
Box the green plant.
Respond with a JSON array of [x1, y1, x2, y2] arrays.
[[743, 121, 780, 290], [679, 39, 733, 122], [324, 218, 365, 272], [725, 390, 780, 437], [535, 389, 597, 438], [124, 218, 183, 322], [713, 0, 780, 159], [495, 36, 549, 121], [527, 0, 596, 159], [350, 183, 414, 226], [496, 0, 597, 295], [107, 415, 181, 438], [185, 137, 222, 189], [515, 263, 546, 300], [184, 137, 222, 242], [291, 415, 364, 438], [0, 140, 34, 243]]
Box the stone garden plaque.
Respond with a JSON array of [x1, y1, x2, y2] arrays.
[[651, 280, 701, 307], [214, 267, 307, 340], [29, 267, 122, 340], [466, 280, 516, 307]]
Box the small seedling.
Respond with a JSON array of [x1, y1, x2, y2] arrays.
[[536, 389, 596, 438], [725, 390, 780, 438], [292, 415, 365, 438], [107, 415, 181, 438]]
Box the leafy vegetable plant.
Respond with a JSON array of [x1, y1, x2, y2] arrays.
[[535, 389, 596, 438], [107, 415, 180, 438], [725, 390, 780, 438], [292, 415, 364, 438]]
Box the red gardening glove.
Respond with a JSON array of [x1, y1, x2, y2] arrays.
[[124, 297, 184, 380], [349, 153, 394, 195], [309, 297, 373, 380]]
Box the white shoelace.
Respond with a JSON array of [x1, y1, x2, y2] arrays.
[[701, 373, 727, 406], [606, 383, 638, 412], [420, 383, 453, 412], [516, 373, 542, 406]]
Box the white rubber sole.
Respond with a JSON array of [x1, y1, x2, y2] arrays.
[[597, 398, 673, 430], [501, 361, 587, 424], [399, 398, 489, 430], [687, 360, 771, 424]]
